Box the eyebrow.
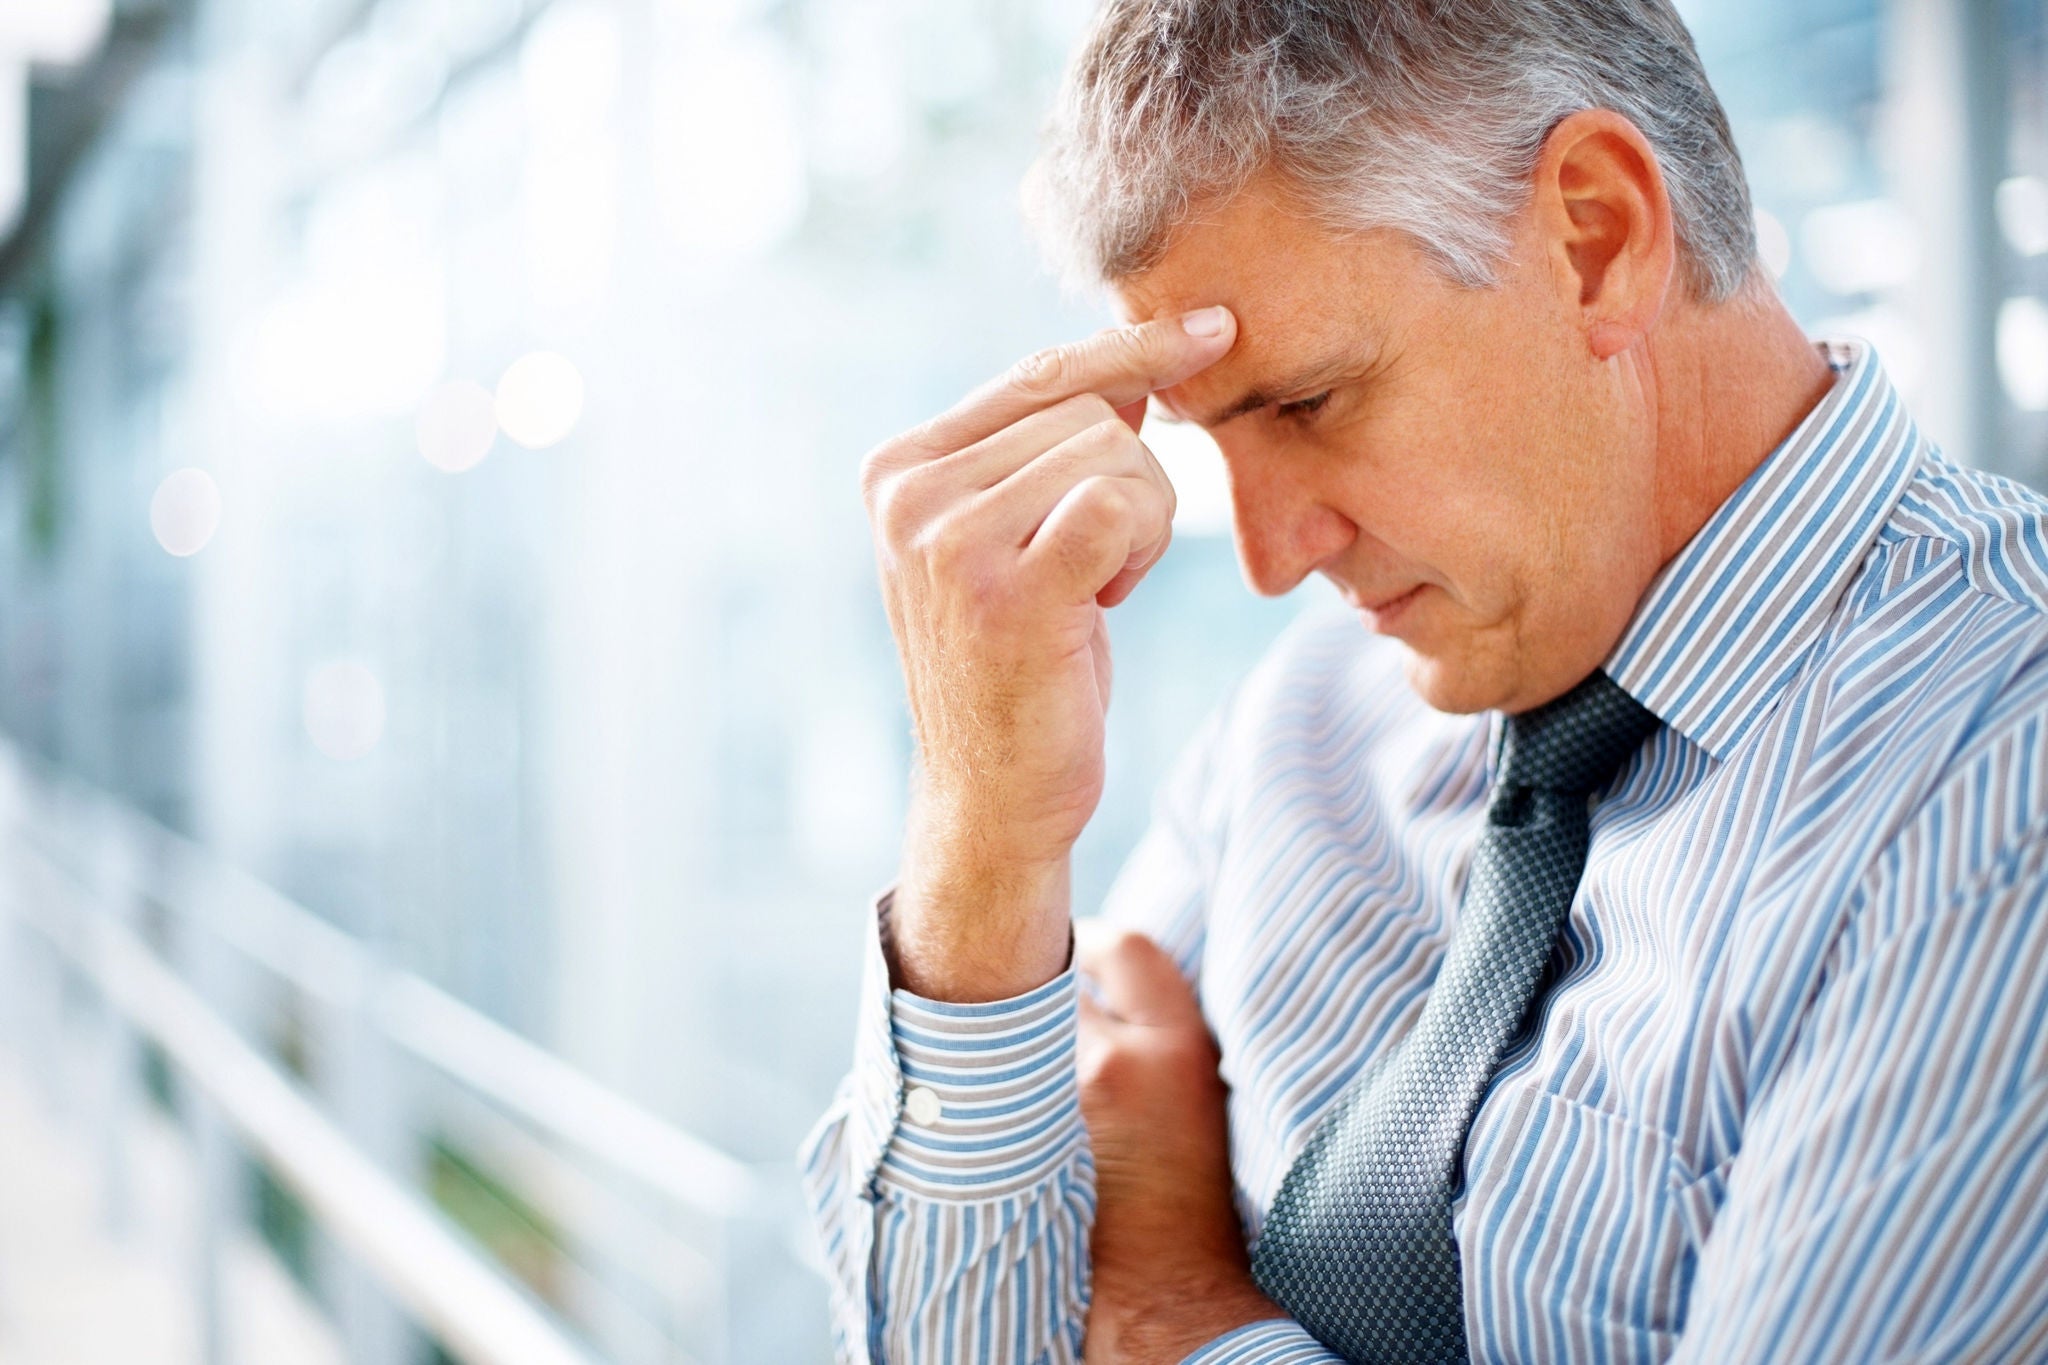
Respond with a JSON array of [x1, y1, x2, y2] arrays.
[[1162, 355, 1362, 430]]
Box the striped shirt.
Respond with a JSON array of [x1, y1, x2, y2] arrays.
[[799, 339, 2048, 1363]]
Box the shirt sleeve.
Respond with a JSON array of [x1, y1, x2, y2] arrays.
[[1670, 836, 2048, 1362], [797, 890, 1094, 1364], [796, 689, 1276, 1363], [1180, 1320, 1350, 1363]]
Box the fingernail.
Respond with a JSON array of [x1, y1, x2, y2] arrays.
[[1180, 306, 1229, 338]]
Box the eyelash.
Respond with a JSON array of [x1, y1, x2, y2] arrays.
[[1276, 391, 1333, 422]]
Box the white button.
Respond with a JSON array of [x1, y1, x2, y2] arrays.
[[904, 1086, 943, 1126]]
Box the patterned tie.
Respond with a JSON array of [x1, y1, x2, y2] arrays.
[[1249, 670, 1660, 1364]]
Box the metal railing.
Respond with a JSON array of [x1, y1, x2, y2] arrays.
[[0, 742, 826, 1365]]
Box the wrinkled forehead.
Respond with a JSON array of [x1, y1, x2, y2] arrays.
[[1106, 182, 1405, 423]]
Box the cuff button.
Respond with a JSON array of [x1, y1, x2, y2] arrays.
[[904, 1085, 943, 1126]]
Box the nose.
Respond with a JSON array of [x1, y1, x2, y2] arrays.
[[1222, 451, 1358, 597]]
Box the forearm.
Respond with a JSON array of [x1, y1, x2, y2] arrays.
[[891, 796, 1073, 1003]]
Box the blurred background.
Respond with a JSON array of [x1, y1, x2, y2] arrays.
[[0, 0, 2041, 1362]]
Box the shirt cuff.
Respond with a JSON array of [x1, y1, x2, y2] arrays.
[[1180, 1318, 1343, 1364], [845, 886, 1084, 1203]]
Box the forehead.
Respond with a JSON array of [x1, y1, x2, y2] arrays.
[[1109, 179, 1407, 419]]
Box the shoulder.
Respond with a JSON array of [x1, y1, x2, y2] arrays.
[[1669, 447, 2048, 933], [1797, 452, 2048, 918], [1877, 448, 2048, 613], [1811, 447, 2048, 757]]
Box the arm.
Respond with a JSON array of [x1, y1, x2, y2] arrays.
[[1670, 837, 2048, 1362], [794, 723, 1289, 1365], [798, 311, 1238, 1361], [797, 694, 1340, 1363], [797, 765, 1350, 1365]]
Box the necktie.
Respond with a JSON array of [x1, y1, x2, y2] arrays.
[[1249, 670, 1660, 1364]]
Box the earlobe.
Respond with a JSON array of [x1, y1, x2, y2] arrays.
[[1587, 320, 1637, 361], [1535, 109, 1676, 361]]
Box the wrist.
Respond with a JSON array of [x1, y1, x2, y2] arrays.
[[888, 857, 1072, 1003], [905, 769, 1087, 873], [1087, 1266, 1282, 1364]]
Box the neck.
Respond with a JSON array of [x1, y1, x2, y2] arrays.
[[1643, 274, 1836, 566]]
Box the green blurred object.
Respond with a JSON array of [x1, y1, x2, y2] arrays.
[[426, 1133, 565, 1309], [252, 1159, 316, 1289], [23, 290, 61, 562]]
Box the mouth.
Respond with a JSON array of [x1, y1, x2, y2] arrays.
[[1354, 583, 1425, 628]]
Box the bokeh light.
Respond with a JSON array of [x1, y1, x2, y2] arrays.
[[1820, 304, 1925, 397], [1997, 297, 2048, 412], [1801, 199, 1919, 297], [246, 268, 447, 423], [518, 0, 621, 135], [0, 65, 23, 238], [1754, 207, 1793, 281], [149, 468, 223, 557], [1997, 176, 2048, 258], [416, 378, 498, 472], [0, 3, 113, 69], [651, 32, 807, 263], [494, 350, 585, 448], [303, 660, 387, 761]]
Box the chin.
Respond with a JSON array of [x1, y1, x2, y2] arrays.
[[1397, 648, 1511, 716]]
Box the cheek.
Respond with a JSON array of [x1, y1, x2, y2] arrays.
[[1339, 398, 1541, 597]]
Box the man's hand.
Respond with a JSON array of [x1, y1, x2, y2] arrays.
[[1075, 924, 1283, 1363], [861, 308, 1236, 1002]]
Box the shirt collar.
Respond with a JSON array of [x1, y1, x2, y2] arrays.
[[1602, 338, 1925, 761]]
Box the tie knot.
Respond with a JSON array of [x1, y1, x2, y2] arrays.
[[1498, 670, 1661, 793]]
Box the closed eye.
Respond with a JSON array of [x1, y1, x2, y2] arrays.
[[1275, 391, 1332, 422]]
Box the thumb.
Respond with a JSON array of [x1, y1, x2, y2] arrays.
[[1074, 922, 1202, 1031]]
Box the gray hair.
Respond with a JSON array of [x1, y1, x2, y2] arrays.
[[1023, 0, 1757, 301]]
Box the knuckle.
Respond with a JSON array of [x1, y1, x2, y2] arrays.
[[1071, 472, 1128, 509], [858, 441, 899, 510], [1008, 344, 1072, 397], [913, 512, 977, 572], [1075, 415, 1136, 459], [866, 471, 920, 544], [1087, 321, 1145, 364], [1154, 455, 1179, 521], [1061, 477, 1130, 535], [872, 465, 962, 554], [1054, 391, 1119, 429]]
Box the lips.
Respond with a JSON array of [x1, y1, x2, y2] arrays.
[[1322, 571, 1428, 628], [1355, 585, 1422, 613], [1349, 584, 1426, 634]]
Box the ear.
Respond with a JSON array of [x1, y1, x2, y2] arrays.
[[1529, 109, 1677, 360]]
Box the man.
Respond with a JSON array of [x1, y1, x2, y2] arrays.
[[802, 1, 2048, 1361]]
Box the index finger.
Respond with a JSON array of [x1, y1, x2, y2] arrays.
[[907, 306, 1236, 457]]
